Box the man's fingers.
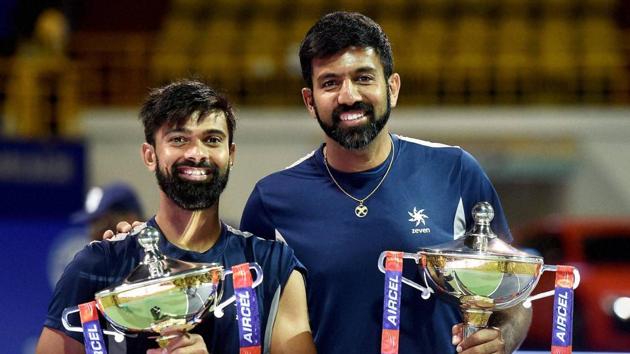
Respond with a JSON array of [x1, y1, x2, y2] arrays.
[[452, 323, 463, 345], [116, 221, 133, 233], [102, 229, 115, 240], [457, 327, 504, 354], [165, 333, 207, 353], [131, 220, 144, 227]]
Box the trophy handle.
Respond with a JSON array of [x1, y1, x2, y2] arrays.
[[213, 262, 264, 318], [522, 265, 581, 308], [61, 306, 127, 343], [377, 251, 434, 300]]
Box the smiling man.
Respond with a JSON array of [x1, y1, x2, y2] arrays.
[[240, 12, 532, 354], [36, 80, 316, 354]]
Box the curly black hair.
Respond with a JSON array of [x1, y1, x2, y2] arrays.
[[299, 11, 394, 88], [139, 80, 236, 146]]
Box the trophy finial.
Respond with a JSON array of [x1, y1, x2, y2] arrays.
[[465, 202, 497, 251], [137, 226, 165, 277], [472, 202, 494, 225], [138, 226, 160, 250]]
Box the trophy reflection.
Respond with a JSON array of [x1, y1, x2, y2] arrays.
[[379, 202, 580, 338], [62, 226, 263, 347]]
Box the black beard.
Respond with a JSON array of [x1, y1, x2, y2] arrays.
[[155, 158, 229, 210], [315, 93, 391, 150]]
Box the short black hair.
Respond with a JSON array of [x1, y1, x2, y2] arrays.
[[139, 80, 236, 146], [299, 11, 394, 88]]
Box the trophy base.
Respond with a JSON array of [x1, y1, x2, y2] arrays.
[[461, 295, 494, 338], [462, 308, 493, 338], [153, 331, 191, 348], [157, 333, 180, 348]]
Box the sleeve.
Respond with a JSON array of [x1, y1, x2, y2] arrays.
[[240, 183, 278, 241], [43, 243, 110, 343], [459, 149, 513, 242], [252, 237, 306, 298]]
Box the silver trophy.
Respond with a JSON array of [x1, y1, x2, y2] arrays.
[[62, 226, 263, 347], [379, 202, 580, 338]]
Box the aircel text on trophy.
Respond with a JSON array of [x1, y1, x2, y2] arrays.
[[62, 226, 263, 347], [378, 202, 580, 338]]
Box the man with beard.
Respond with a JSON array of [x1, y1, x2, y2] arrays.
[[36, 80, 316, 354], [239, 12, 532, 354]]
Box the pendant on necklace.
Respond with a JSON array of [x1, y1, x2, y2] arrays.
[[355, 202, 368, 218]]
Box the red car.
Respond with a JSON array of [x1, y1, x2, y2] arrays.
[[514, 216, 630, 351]]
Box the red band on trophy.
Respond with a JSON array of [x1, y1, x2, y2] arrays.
[[381, 251, 403, 354], [232, 263, 261, 354], [551, 265, 575, 354], [78, 301, 108, 354]]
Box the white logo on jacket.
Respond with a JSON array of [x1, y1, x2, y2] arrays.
[[408, 207, 431, 234]]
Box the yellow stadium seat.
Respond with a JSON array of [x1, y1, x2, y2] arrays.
[[578, 17, 628, 102], [494, 16, 536, 102], [536, 17, 579, 102], [443, 15, 492, 103], [399, 16, 448, 103]]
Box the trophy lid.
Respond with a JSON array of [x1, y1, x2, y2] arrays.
[[419, 202, 541, 262], [98, 226, 222, 291], [122, 226, 212, 283]]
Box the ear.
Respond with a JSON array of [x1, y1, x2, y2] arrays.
[[387, 73, 401, 108], [228, 143, 236, 169], [301, 87, 317, 118], [141, 143, 157, 171]]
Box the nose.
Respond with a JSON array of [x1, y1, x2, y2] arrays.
[[184, 139, 208, 162], [338, 79, 361, 105]]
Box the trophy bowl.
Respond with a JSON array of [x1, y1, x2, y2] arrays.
[[378, 202, 580, 339], [420, 252, 543, 310], [94, 258, 224, 335], [63, 225, 263, 347]]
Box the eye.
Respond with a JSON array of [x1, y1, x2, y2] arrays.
[[169, 136, 187, 145], [356, 75, 374, 84], [321, 80, 338, 89], [204, 136, 223, 145]]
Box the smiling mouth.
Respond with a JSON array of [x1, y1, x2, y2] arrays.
[[177, 167, 211, 179], [339, 111, 367, 122]]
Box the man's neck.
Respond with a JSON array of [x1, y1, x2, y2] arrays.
[[154, 193, 222, 253], [324, 130, 392, 173]]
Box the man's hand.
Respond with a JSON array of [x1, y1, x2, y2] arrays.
[[146, 332, 209, 354], [452, 325, 505, 354], [102, 220, 144, 240], [451, 304, 532, 354]]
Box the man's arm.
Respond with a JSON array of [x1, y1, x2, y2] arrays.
[[453, 305, 532, 354], [490, 304, 532, 352], [271, 270, 317, 354], [36, 327, 84, 354]]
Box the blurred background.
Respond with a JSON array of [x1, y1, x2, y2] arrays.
[[0, 0, 629, 352]]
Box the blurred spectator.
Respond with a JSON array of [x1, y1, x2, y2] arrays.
[[71, 181, 144, 241], [3, 7, 78, 138]]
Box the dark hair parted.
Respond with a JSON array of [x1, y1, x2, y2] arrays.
[[139, 80, 236, 146], [299, 11, 394, 88]]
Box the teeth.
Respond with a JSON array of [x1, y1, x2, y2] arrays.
[[340, 112, 365, 121], [183, 169, 208, 176]]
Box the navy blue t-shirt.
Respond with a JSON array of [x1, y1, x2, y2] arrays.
[[44, 218, 304, 353], [240, 134, 512, 354]]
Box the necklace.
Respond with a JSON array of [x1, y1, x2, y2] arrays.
[[323, 138, 395, 218]]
